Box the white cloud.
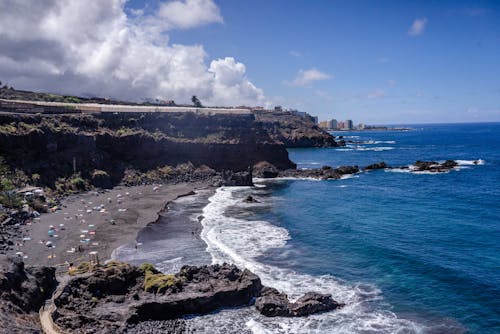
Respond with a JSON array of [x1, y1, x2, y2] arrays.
[[367, 89, 385, 99], [408, 18, 428, 36], [289, 50, 301, 57], [292, 68, 331, 86], [0, 0, 264, 106], [158, 0, 223, 29]]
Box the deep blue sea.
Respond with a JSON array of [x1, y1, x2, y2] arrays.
[[120, 123, 500, 333]]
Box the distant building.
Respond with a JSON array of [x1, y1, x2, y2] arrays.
[[358, 123, 365, 130], [328, 119, 338, 130], [274, 106, 283, 112], [345, 119, 353, 130], [312, 116, 318, 124], [319, 121, 328, 129], [337, 121, 345, 130], [252, 106, 264, 111]]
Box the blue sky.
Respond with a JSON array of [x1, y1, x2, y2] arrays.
[[127, 0, 500, 124], [1, 0, 499, 124]]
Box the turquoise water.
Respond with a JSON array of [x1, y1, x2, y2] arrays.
[[262, 123, 499, 333]]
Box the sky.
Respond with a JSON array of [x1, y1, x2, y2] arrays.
[[0, 0, 499, 124]]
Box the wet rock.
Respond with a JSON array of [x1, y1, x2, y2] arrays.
[[255, 287, 290, 317], [289, 292, 343, 316], [364, 162, 388, 170], [412, 160, 459, 173], [243, 195, 259, 203], [255, 288, 343, 317]]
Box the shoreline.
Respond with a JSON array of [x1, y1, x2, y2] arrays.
[[19, 181, 211, 269]]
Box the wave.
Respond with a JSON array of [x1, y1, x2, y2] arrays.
[[363, 140, 396, 145], [456, 159, 485, 166], [337, 146, 395, 152], [194, 186, 426, 333]]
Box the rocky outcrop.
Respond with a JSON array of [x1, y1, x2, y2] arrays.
[[364, 162, 388, 170], [253, 110, 343, 147], [253, 161, 279, 178], [255, 287, 343, 317], [256, 163, 360, 180], [412, 160, 458, 172], [53, 262, 262, 333], [0, 255, 56, 333], [52, 261, 343, 333]]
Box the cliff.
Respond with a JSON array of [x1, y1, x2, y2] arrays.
[[0, 110, 295, 188], [253, 110, 342, 147]]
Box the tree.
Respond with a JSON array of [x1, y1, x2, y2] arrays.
[[191, 95, 203, 108]]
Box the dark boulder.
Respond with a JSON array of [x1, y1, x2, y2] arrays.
[[334, 165, 360, 175], [255, 287, 343, 317], [364, 162, 388, 170], [289, 292, 343, 316], [255, 287, 290, 317], [253, 161, 279, 178], [243, 195, 259, 203]]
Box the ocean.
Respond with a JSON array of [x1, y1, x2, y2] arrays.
[[117, 123, 500, 333]]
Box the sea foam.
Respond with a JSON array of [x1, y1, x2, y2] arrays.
[[193, 186, 425, 333]]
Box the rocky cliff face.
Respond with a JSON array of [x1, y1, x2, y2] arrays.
[[254, 110, 342, 147], [0, 111, 295, 187], [0, 255, 56, 333]]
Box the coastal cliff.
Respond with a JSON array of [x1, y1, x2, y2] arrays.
[[253, 110, 342, 147], [0, 111, 294, 188]]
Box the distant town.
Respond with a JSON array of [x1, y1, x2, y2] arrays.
[[267, 106, 404, 132]]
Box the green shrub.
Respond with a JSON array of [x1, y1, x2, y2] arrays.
[[139, 263, 158, 273], [144, 271, 177, 294]]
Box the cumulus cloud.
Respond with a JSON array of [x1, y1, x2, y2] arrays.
[[0, 0, 264, 106], [291, 68, 331, 86], [408, 18, 428, 36], [158, 0, 223, 29]]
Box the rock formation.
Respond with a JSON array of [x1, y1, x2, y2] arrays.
[[255, 287, 343, 317], [253, 110, 343, 147], [0, 255, 56, 333], [51, 261, 343, 333]]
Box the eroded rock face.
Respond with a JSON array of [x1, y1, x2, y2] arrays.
[[0, 256, 56, 333], [255, 287, 343, 317]]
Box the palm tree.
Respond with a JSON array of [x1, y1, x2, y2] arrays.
[[191, 95, 203, 108]]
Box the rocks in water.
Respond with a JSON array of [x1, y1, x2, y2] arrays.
[[289, 292, 343, 316], [51, 261, 344, 332], [255, 287, 343, 317], [255, 287, 290, 317], [412, 160, 459, 173], [278, 165, 359, 180], [253, 161, 279, 178], [364, 162, 388, 170], [243, 195, 259, 203]]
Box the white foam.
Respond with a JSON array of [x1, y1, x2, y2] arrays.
[[195, 187, 425, 333], [364, 140, 396, 145], [456, 159, 485, 166]]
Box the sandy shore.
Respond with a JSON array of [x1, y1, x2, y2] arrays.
[[18, 182, 208, 269]]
